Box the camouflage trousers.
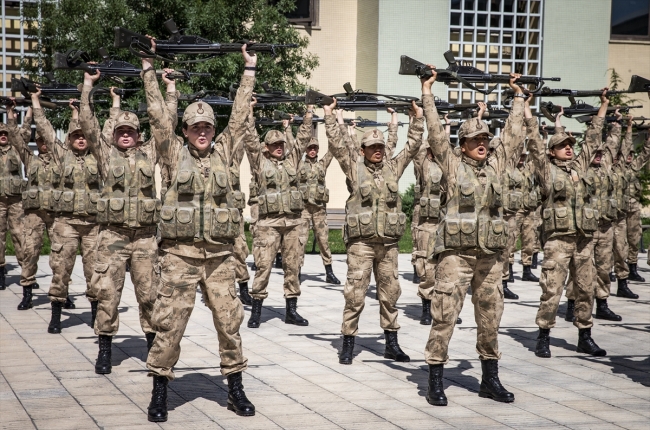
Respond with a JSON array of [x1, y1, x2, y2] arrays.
[[48, 217, 99, 303], [93, 226, 158, 336], [147, 250, 246, 380], [566, 222, 613, 301], [20, 210, 54, 287], [410, 204, 421, 267], [626, 202, 641, 264], [342, 241, 401, 336], [251, 220, 305, 300], [612, 216, 629, 279], [249, 203, 259, 239], [414, 220, 438, 299], [299, 204, 332, 266], [502, 214, 517, 280], [0, 196, 25, 268], [425, 249, 504, 365], [533, 206, 541, 253], [536, 235, 594, 330], [511, 209, 537, 266], [233, 218, 250, 284]]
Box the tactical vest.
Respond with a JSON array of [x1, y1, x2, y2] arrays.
[[229, 165, 246, 210], [521, 166, 539, 210], [432, 160, 507, 255], [0, 146, 26, 198], [298, 159, 329, 206], [415, 160, 443, 222], [541, 164, 598, 238], [159, 146, 241, 244], [502, 167, 524, 213], [257, 157, 303, 218], [22, 155, 58, 211], [344, 161, 406, 242], [626, 168, 643, 202], [611, 168, 629, 215], [587, 167, 617, 222], [96, 148, 160, 228], [52, 151, 101, 216]]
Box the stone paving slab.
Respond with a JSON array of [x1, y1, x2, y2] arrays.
[[1, 251, 649, 429]]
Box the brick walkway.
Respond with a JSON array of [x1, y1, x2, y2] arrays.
[[1, 252, 649, 429]]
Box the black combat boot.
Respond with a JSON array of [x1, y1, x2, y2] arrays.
[[147, 375, 168, 422], [531, 252, 539, 269], [251, 261, 257, 271], [479, 360, 514, 403], [31, 282, 39, 289], [274, 253, 283, 269], [426, 364, 447, 406], [521, 266, 539, 282], [339, 335, 355, 365], [508, 264, 515, 282], [383, 330, 410, 362], [609, 272, 616, 282], [48, 301, 63, 334], [325, 264, 341, 284], [535, 328, 551, 358], [420, 298, 432, 325], [412, 266, 421, 284], [17, 286, 34, 310], [576, 328, 606, 356], [146, 332, 156, 351], [226, 372, 255, 416], [594, 298, 622, 321], [95, 335, 113, 374], [285, 298, 309, 326], [616, 278, 639, 299], [565, 299, 575, 322], [90, 301, 98, 328], [628, 263, 645, 282], [503, 281, 519, 300], [247, 299, 263, 328], [457, 317, 462, 324], [0, 269, 5, 290], [238, 282, 253, 306], [64, 295, 75, 309]]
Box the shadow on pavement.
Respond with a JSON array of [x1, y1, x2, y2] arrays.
[[500, 327, 577, 354], [381, 359, 479, 397], [167, 372, 230, 411], [577, 355, 650, 387]]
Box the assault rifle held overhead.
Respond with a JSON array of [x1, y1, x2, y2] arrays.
[[11, 76, 136, 99], [114, 19, 298, 62], [574, 115, 650, 124], [399, 51, 560, 95], [0, 96, 57, 110], [269, 110, 406, 127], [53, 48, 210, 81], [540, 100, 643, 121], [503, 75, 650, 98]]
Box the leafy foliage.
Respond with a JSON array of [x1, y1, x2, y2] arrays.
[[400, 183, 415, 219], [22, 0, 318, 131]]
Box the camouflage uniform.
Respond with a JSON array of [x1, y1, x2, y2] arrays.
[[145, 72, 253, 380], [0, 122, 26, 279], [624, 128, 650, 270], [422, 95, 522, 366], [512, 161, 539, 267], [325, 114, 424, 341], [608, 123, 629, 281]]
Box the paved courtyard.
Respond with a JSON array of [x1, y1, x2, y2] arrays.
[[1, 251, 649, 430]]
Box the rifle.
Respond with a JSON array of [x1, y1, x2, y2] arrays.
[[114, 19, 298, 62], [0, 96, 57, 110], [11, 75, 137, 99], [538, 122, 584, 137], [540, 100, 643, 121], [574, 115, 650, 124], [399, 51, 560, 94], [231, 82, 305, 107], [53, 48, 211, 81], [262, 111, 406, 128], [503, 75, 650, 98], [305, 82, 419, 112]]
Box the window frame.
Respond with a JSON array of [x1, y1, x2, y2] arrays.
[[610, 0, 650, 41], [284, 0, 320, 28]]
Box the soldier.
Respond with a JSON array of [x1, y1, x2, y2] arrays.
[[143, 43, 255, 421], [29, 91, 102, 333], [297, 134, 341, 284], [245, 99, 313, 328], [513, 150, 540, 283], [532, 92, 610, 359], [324, 98, 424, 366], [6, 104, 67, 310], [0, 111, 26, 293], [624, 115, 650, 282], [420, 68, 521, 406], [79, 74, 176, 374]]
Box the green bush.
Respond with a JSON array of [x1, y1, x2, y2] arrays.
[[401, 183, 415, 220]]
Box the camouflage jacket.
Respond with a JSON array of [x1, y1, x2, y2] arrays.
[[298, 151, 333, 209], [623, 128, 650, 206]]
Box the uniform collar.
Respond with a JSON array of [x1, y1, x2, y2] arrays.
[[0, 144, 11, 154], [188, 143, 212, 160], [551, 159, 571, 172], [462, 154, 485, 168], [364, 158, 383, 171]]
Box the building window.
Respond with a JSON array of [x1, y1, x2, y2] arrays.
[[279, 0, 320, 27], [447, 0, 543, 109], [611, 0, 650, 39]]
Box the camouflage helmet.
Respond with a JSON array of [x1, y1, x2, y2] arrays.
[[114, 111, 140, 131], [547, 132, 576, 150], [458, 118, 494, 143], [264, 129, 286, 145], [67, 119, 82, 135], [306, 137, 319, 148], [182, 101, 215, 126], [360, 129, 385, 147], [0, 123, 8, 134]]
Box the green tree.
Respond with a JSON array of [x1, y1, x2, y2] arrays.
[[400, 183, 415, 219], [22, 0, 318, 130]]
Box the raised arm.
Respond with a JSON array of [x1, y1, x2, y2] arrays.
[[385, 108, 398, 159], [498, 74, 525, 163], [621, 115, 634, 161], [421, 66, 451, 175], [394, 101, 425, 179], [18, 107, 32, 144], [325, 101, 353, 177], [5, 104, 33, 167], [30, 90, 66, 166], [80, 71, 104, 153], [321, 150, 334, 170], [289, 106, 314, 165], [631, 131, 650, 172], [528, 115, 552, 199], [577, 90, 609, 173]]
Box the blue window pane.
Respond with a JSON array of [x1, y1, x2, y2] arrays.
[[451, 12, 461, 25], [611, 0, 649, 36]]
